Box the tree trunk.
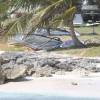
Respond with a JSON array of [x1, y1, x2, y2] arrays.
[[69, 20, 85, 48]]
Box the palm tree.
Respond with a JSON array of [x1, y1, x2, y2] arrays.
[[0, 0, 10, 35], [0, 1, 9, 25], [2, 0, 85, 47]]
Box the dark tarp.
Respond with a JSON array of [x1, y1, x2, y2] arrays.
[[9, 34, 62, 50]]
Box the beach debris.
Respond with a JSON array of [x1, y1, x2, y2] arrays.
[[60, 40, 74, 48], [71, 82, 78, 86]]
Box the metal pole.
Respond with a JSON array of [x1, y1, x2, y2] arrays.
[[92, 15, 95, 35]]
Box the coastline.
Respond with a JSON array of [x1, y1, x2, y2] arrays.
[[0, 73, 100, 98], [0, 51, 100, 99]]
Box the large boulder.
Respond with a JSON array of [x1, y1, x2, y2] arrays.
[[1, 63, 28, 79], [32, 65, 54, 77]]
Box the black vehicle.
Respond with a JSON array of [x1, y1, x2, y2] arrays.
[[81, 0, 100, 22]]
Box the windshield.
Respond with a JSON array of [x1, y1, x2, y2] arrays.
[[83, 0, 97, 5]]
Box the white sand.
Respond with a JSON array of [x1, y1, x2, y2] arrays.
[[0, 51, 5, 54], [0, 72, 100, 98]]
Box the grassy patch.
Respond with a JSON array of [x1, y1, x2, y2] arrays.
[[75, 25, 100, 34], [0, 43, 26, 51], [53, 46, 100, 57]]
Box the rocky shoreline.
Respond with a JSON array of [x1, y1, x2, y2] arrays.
[[0, 51, 100, 84]]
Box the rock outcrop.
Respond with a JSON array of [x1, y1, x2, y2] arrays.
[[0, 51, 100, 84]]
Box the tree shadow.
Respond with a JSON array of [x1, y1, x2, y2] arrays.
[[85, 43, 100, 48]]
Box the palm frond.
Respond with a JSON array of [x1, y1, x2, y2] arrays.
[[1, 0, 79, 38], [31, 0, 75, 27], [4, 12, 33, 37], [0, 1, 9, 14]]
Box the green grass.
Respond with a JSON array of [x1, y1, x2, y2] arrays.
[[75, 25, 100, 34], [53, 46, 100, 57], [0, 43, 26, 51]]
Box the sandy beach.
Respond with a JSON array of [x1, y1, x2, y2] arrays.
[[0, 72, 100, 98]]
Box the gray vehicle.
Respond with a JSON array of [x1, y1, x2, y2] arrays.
[[81, 0, 100, 22]]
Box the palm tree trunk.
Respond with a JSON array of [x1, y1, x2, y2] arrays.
[[69, 20, 85, 48]]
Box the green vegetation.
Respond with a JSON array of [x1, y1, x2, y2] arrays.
[[75, 25, 100, 34], [0, 0, 85, 47], [0, 0, 100, 57], [53, 46, 100, 57], [0, 32, 100, 57], [0, 43, 26, 51]]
